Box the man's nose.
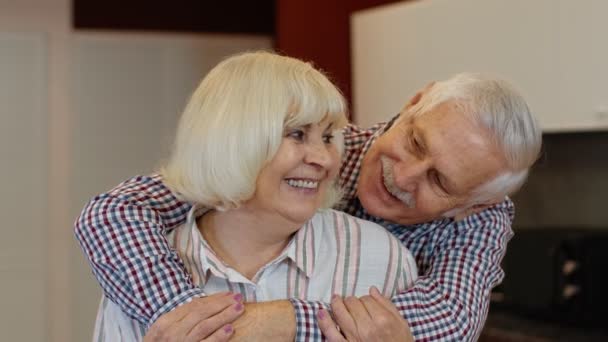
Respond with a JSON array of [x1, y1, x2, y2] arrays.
[[393, 158, 432, 192]]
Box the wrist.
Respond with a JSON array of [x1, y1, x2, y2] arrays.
[[231, 300, 295, 341]]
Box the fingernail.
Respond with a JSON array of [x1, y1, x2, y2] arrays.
[[233, 293, 243, 302], [234, 303, 243, 312], [224, 324, 233, 334], [318, 309, 326, 320], [331, 294, 339, 301], [370, 286, 379, 294]]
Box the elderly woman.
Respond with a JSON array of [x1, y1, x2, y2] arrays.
[[93, 51, 417, 341]]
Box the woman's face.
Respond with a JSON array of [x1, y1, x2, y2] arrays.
[[244, 117, 341, 226]]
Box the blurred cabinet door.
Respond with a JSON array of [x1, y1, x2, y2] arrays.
[[351, 0, 608, 132], [555, 0, 608, 131], [0, 32, 48, 342]]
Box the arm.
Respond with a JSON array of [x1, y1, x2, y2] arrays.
[[390, 199, 514, 341], [292, 200, 513, 341], [230, 301, 297, 342], [144, 299, 299, 342], [74, 174, 199, 326]]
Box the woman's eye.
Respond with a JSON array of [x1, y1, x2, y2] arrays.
[[287, 129, 305, 141], [323, 134, 334, 144]]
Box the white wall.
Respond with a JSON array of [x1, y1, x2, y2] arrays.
[[0, 1, 272, 340], [0, 1, 71, 341], [351, 0, 608, 132], [0, 31, 49, 342], [69, 32, 271, 342]]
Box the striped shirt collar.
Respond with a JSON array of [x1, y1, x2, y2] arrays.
[[181, 206, 317, 283]]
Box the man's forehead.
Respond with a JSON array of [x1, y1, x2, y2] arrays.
[[419, 111, 505, 193]]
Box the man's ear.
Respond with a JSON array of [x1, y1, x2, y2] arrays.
[[403, 82, 436, 111], [453, 202, 496, 221]]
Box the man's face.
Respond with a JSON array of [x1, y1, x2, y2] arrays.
[[357, 101, 507, 225]]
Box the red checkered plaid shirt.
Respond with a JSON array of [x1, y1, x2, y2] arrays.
[[75, 118, 514, 341]]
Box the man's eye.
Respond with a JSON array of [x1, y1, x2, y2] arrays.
[[287, 129, 305, 141], [406, 130, 423, 155], [412, 131, 425, 153], [411, 136, 422, 151], [430, 170, 448, 194], [323, 134, 334, 144]]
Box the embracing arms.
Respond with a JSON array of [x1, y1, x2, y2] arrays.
[[76, 175, 513, 341], [74, 175, 197, 326], [278, 201, 514, 341]]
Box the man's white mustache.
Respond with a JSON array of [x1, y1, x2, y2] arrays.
[[381, 156, 416, 208]]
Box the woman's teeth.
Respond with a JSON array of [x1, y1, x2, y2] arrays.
[[286, 179, 319, 189]]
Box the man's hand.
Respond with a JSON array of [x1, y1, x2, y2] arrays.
[[144, 292, 244, 342], [317, 287, 413, 342]]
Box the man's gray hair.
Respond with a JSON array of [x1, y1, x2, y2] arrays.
[[408, 72, 542, 205]]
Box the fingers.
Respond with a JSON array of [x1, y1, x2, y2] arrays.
[[364, 287, 413, 341], [317, 309, 346, 342], [201, 324, 234, 342], [153, 292, 232, 329], [185, 301, 244, 342], [343, 296, 373, 330], [368, 286, 402, 319], [329, 291, 413, 342], [330, 295, 358, 341], [146, 292, 243, 342], [359, 295, 387, 319]]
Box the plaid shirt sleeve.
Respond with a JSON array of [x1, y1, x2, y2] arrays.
[[291, 200, 514, 342], [73, 174, 203, 327], [392, 201, 514, 341]]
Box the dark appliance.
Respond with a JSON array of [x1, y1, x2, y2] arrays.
[[493, 228, 608, 328]]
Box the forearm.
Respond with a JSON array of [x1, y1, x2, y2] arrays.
[[74, 175, 196, 326], [392, 203, 513, 341], [392, 277, 489, 341], [231, 301, 296, 342]]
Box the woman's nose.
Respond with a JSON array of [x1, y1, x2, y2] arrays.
[[305, 142, 334, 169]]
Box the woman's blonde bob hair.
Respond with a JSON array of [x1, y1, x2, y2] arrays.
[[161, 51, 348, 210]]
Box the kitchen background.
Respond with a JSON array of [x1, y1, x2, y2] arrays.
[[1, 0, 606, 341]]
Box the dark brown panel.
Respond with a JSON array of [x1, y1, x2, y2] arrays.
[[73, 0, 275, 35], [276, 0, 407, 115], [276, 0, 351, 104]]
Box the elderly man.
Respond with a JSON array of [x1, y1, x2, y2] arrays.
[[75, 72, 541, 341]]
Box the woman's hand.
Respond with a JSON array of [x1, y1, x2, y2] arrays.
[[317, 287, 413, 342], [144, 292, 244, 342]]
